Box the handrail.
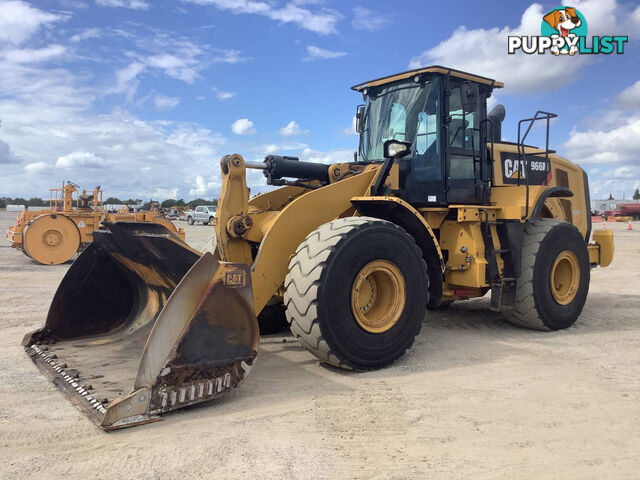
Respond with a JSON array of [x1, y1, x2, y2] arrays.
[[517, 111, 557, 220]]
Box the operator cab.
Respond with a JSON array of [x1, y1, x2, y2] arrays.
[[352, 66, 504, 207]]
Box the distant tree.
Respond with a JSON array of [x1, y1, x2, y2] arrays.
[[104, 197, 123, 204], [0, 198, 6, 208], [187, 198, 213, 208], [633, 188, 640, 200], [608, 193, 614, 200], [12, 197, 28, 205], [27, 197, 45, 206], [161, 199, 177, 208]]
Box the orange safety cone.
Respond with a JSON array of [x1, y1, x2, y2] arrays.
[[628, 221, 633, 231]]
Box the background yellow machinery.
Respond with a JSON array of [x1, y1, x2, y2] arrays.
[[6, 181, 185, 265], [23, 67, 613, 429]]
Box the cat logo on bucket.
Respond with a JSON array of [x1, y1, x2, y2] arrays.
[[508, 6, 628, 55], [224, 270, 247, 288]]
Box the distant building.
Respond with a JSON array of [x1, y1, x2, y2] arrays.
[[591, 198, 640, 214], [6, 205, 25, 212]]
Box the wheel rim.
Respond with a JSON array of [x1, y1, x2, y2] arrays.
[[550, 250, 580, 305], [351, 260, 406, 333], [43, 229, 63, 248]]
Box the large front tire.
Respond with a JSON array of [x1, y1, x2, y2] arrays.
[[504, 219, 590, 330], [284, 217, 428, 370]]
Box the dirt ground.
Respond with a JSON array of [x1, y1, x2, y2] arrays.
[[0, 211, 638, 479]]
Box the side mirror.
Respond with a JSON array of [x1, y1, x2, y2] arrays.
[[355, 105, 365, 134], [383, 140, 412, 159], [460, 82, 479, 113]]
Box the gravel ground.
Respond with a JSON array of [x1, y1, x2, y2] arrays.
[[0, 211, 638, 479]]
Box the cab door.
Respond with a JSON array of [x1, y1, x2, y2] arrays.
[[444, 82, 489, 204]]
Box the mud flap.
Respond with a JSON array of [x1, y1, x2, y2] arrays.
[[22, 224, 258, 430]]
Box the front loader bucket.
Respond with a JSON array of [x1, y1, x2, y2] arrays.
[[22, 223, 259, 430]]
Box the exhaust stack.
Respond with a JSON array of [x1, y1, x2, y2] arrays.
[[488, 104, 506, 142]]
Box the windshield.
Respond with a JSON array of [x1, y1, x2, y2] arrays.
[[359, 79, 441, 181]]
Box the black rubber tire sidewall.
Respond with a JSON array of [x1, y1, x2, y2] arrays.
[[533, 223, 590, 330], [187, 216, 194, 225], [317, 224, 428, 369]]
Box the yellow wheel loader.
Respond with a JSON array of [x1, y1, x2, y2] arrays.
[[23, 66, 614, 430], [6, 181, 185, 265]]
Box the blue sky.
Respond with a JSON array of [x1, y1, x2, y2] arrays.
[[0, 0, 638, 201]]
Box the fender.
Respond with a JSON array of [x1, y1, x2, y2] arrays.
[[350, 196, 445, 273], [529, 186, 573, 221]]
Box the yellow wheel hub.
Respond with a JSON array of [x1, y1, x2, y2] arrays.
[[43, 230, 63, 247], [351, 260, 406, 333], [24, 215, 80, 265], [550, 250, 580, 305]]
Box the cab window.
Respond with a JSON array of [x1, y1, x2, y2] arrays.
[[448, 85, 480, 179]]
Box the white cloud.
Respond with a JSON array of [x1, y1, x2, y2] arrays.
[[615, 80, 640, 110], [95, 0, 149, 9], [146, 53, 202, 83], [231, 118, 256, 135], [408, 0, 640, 94], [304, 45, 346, 61], [56, 151, 107, 168], [99, 29, 249, 104], [113, 61, 146, 100], [211, 49, 246, 64], [24, 161, 48, 173], [189, 174, 220, 197], [0, 23, 242, 200], [351, 6, 390, 32], [0, 1, 63, 45], [298, 146, 353, 164], [216, 90, 235, 100], [0, 138, 21, 164], [69, 27, 101, 43], [602, 166, 639, 180], [166, 125, 226, 158], [182, 0, 341, 35], [252, 141, 308, 158], [343, 115, 357, 135], [279, 120, 306, 137], [1, 44, 66, 63], [563, 115, 640, 166], [153, 93, 180, 110]]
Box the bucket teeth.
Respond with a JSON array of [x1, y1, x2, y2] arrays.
[[148, 355, 255, 414], [28, 345, 108, 415]]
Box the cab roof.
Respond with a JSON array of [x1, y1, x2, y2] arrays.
[[351, 66, 504, 92]]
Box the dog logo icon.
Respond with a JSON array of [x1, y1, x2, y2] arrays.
[[541, 6, 588, 55]]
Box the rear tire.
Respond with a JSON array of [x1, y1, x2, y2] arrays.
[[284, 217, 428, 370], [504, 219, 590, 330]]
